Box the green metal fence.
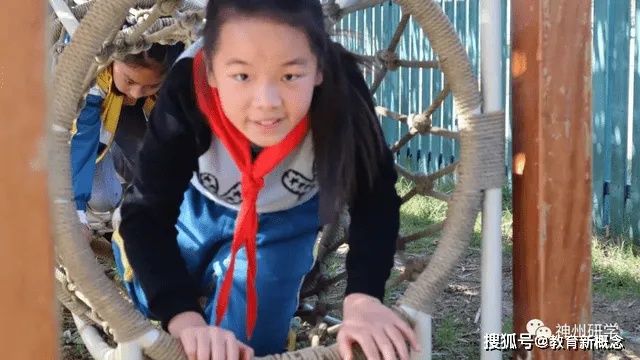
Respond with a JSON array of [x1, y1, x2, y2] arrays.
[[339, 0, 640, 242]]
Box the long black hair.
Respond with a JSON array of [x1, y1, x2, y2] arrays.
[[202, 0, 388, 222]]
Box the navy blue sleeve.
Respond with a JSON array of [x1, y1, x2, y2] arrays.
[[117, 59, 207, 328], [343, 58, 401, 302]]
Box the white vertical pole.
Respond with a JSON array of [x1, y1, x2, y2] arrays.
[[479, 0, 504, 358]]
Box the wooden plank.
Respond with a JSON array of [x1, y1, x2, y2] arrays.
[[511, 0, 592, 358], [591, 0, 610, 234], [0, 1, 58, 360], [606, 0, 631, 236]]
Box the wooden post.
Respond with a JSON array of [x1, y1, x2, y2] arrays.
[[0, 2, 58, 359], [511, 0, 592, 359]]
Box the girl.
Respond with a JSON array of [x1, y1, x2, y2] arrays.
[[70, 40, 185, 229], [113, 0, 420, 358]]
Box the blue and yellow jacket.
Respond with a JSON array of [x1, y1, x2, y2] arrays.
[[70, 66, 156, 218]]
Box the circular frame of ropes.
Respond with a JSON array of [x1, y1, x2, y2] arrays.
[[49, 0, 505, 359]]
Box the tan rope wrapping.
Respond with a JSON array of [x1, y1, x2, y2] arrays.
[[50, 0, 172, 345], [156, 0, 182, 15], [395, 0, 482, 117], [398, 187, 483, 314], [258, 345, 344, 360], [98, 11, 203, 63], [144, 332, 189, 360], [49, 0, 202, 46], [56, 275, 96, 326], [393, 0, 485, 315], [49, 0, 94, 43], [458, 111, 506, 190]]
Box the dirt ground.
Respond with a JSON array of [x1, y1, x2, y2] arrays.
[[415, 251, 640, 359], [59, 242, 640, 360]]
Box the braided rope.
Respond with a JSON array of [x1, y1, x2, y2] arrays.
[[50, 0, 177, 346]]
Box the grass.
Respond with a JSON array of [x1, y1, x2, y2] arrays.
[[393, 174, 513, 260], [591, 238, 640, 300], [433, 315, 463, 352], [391, 175, 640, 358]]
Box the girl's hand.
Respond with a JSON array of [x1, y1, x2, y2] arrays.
[[168, 311, 254, 360], [337, 294, 420, 360]]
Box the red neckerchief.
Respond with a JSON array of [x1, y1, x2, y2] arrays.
[[193, 50, 309, 339]]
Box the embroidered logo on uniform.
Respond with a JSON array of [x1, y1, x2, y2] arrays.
[[221, 182, 242, 204], [282, 169, 316, 198], [199, 172, 219, 194]]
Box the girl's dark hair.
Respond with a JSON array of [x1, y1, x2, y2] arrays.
[[119, 41, 186, 75], [202, 0, 388, 222]]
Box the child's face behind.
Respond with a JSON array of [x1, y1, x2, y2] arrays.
[[206, 16, 323, 147], [112, 61, 164, 102]]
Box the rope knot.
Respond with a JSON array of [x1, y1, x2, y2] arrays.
[[179, 12, 200, 29], [376, 50, 400, 71], [407, 113, 432, 134], [322, 2, 342, 23], [54, 43, 66, 55], [414, 174, 434, 195], [157, 0, 182, 16]]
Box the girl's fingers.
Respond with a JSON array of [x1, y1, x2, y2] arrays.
[[180, 332, 198, 360], [393, 315, 420, 351], [371, 329, 397, 360], [337, 330, 354, 360], [351, 332, 382, 360], [224, 335, 239, 360], [210, 329, 227, 360], [239, 342, 254, 360], [385, 326, 410, 360], [196, 330, 212, 360]]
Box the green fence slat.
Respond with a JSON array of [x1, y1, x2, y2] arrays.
[[453, 0, 465, 171], [606, 0, 631, 236], [432, 0, 444, 174], [397, 6, 410, 169], [407, 16, 421, 171], [592, 0, 610, 233], [627, 5, 640, 243]]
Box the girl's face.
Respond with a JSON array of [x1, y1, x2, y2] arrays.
[[112, 61, 164, 102], [206, 16, 323, 147]]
